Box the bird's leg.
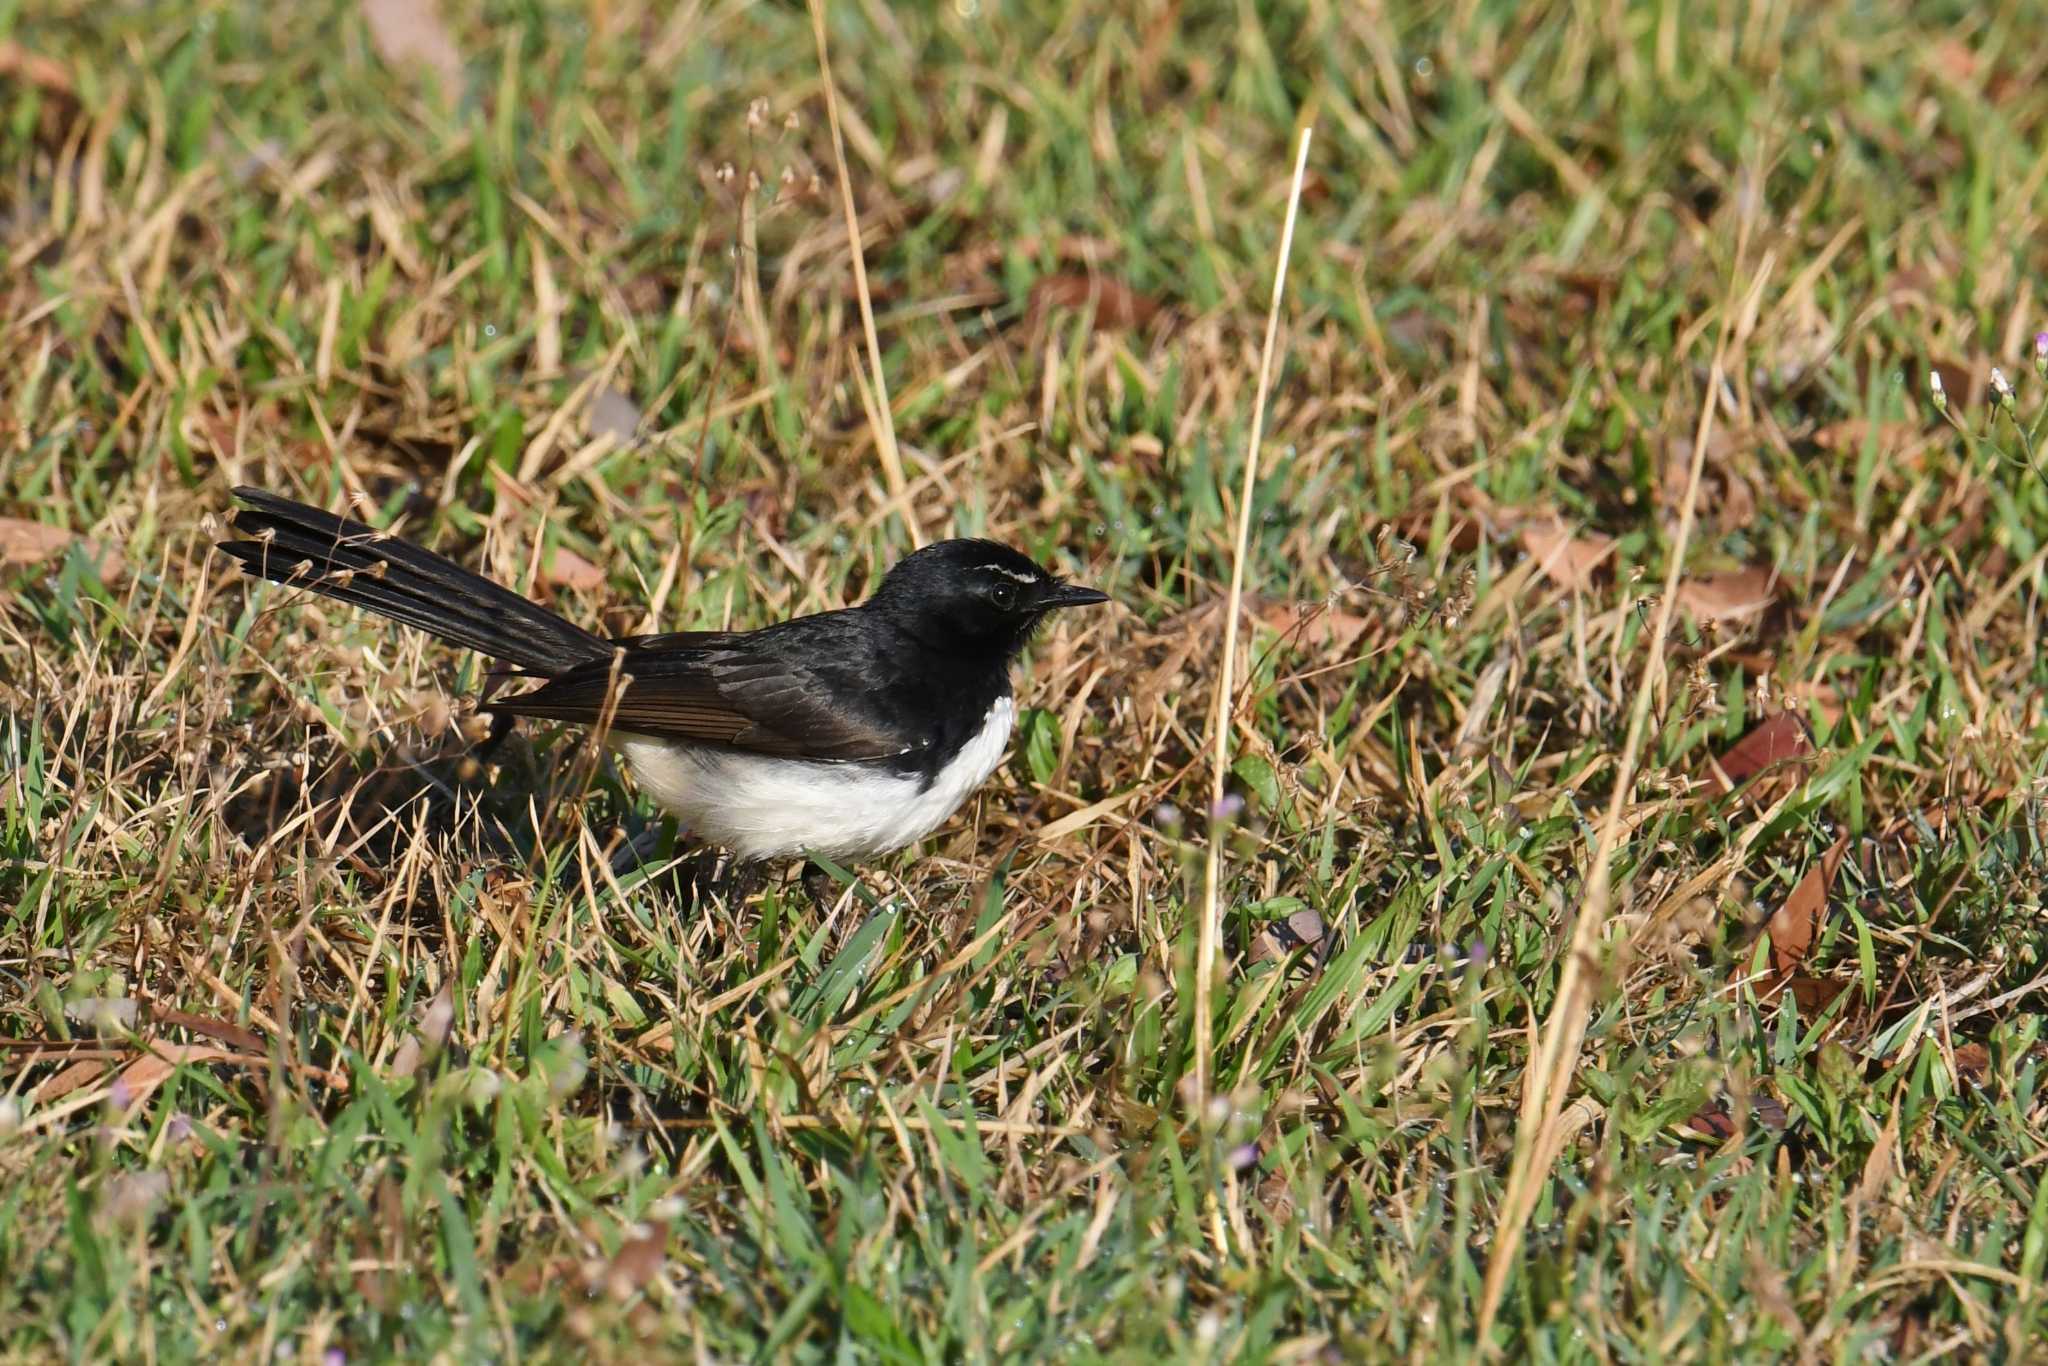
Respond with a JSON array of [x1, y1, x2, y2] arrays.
[[719, 858, 768, 904], [800, 860, 838, 913], [473, 709, 518, 761]]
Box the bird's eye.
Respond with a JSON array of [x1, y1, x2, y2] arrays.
[[989, 581, 1019, 611]]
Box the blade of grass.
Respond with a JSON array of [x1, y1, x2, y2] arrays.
[[1476, 248, 1780, 1342], [1194, 123, 1313, 1106], [807, 0, 921, 549]]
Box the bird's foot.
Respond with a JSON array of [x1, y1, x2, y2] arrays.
[[473, 709, 517, 761], [800, 860, 840, 913]]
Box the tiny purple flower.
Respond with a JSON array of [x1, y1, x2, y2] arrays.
[[2034, 331, 2047, 380], [1211, 793, 1246, 823], [324, 1349, 347, 1366], [1227, 1142, 1260, 1171], [106, 1078, 132, 1113], [1466, 936, 1489, 971]]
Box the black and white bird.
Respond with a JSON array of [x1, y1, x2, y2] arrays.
[[215, 488, 1109, 862]]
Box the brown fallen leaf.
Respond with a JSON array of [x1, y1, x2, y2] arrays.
[[1027, 273, 1163, 332], [1926, 357, 1982, 411], [141, 1001, 265, 1054], [102, 1171, 170, 1226], [0, 40, 71, 93], [1520, 516, 1615, 590], [1766, 834, 1850, 976], [1250, 908, 1328, 966], [945, 234, 1120, 288], [586, 389, 642, 445], [1706, 712, 1814, 794], [1685, 1091, 1789, 1140], [1675, 567, 1777, 623], [1255, 1168, 1296, 1223], [1811, 419, 1913, 453], [1257, 599, 1371, 656], [362, 0, 464, 98], [1951, 1042, 1990, 1085], [0, 517, 75, 566], [1554, 269, 1618, 319], [542, 546, 605, 592], [603, 1220, 668, 1299], [0, 517, 125, 580], [1782, 975, 1852, 1016], [1930, 37, 1977, 82], [36, 1058, 110, 1104], [112, 1052, 179, 1108], [1781, 679, 1845, 730]]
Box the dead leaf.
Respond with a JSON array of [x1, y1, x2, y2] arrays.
[[1706, 712, 1814, 794], [102, 1171, 169, 1226], [1675, 567, 1777, 623], [36, 1058, 110, 1103], [603, 1221, 668, 1299], [113, 1052, 178, 1107], [1930, 37, 1977, 82], [141, 1001, 264, 1053], [362, 0, 464, 98], [1027, 273, 1162, 331], [1781, 679, 1844, 730], [0, 517, 125, 580], [388, 1035, 422, 1080], [64, 996, 139, 1032], [945, 233, 1120, 287], [1282, 908, 1325, 948], [1686, 1103, 1735, 1140], [1553, 269, 1617, 320], [542, 546, 605, 592], [586, 389, 641, 445], [1257, 599, 1370, 655], [0, 40, 72, 94], [1765, 834, 1850, 976], [1255, 1168, 1296, 1222], [1857, 1112, 1899, 1203], [190, 411, 242, 461], [1811, 419, 1913, 453], [1951, 1042, 1990, 1085], [0, 517, 76, 566], [1520, 516, 1615, 590], [1685, 1091, 1788, 1140], [1249, 909, 1327, 966], [1926, 357, 1982, 411], [1782, 975, 1852, 1016]]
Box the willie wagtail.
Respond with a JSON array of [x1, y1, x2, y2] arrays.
[[215, 489, 1110, 861]]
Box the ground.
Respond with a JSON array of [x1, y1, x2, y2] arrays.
[[3, 0, 2047, 1360]]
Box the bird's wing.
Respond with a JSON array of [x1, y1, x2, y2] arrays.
[[488, 619, 914, 762]]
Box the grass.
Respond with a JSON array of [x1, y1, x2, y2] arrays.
[[3, 0, 2048, 1359]]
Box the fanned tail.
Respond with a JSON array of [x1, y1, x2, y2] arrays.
[[215, 487, 608, 677]]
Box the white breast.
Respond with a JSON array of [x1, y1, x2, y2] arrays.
[[614, 696, 1015, 862]]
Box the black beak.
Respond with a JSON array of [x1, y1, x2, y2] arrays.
[[1041, 581, 1110, 609]]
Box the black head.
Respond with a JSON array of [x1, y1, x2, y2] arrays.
[[865, 538, 1110, 657]]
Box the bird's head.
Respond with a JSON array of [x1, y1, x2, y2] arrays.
[[867, 538, 1109, 657]]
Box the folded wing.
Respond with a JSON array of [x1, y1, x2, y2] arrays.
[[490, 624, 915, 763]]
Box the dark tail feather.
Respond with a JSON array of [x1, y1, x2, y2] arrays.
[[216, 487, 609, 677]]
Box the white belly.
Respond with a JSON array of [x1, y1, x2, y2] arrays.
[[614, 696, 1014, 861]]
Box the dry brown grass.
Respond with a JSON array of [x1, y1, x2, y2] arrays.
[[3, 0, 2047, 1358]]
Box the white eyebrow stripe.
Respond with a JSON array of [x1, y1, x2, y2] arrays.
[[980, 564, 1041, 584]]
